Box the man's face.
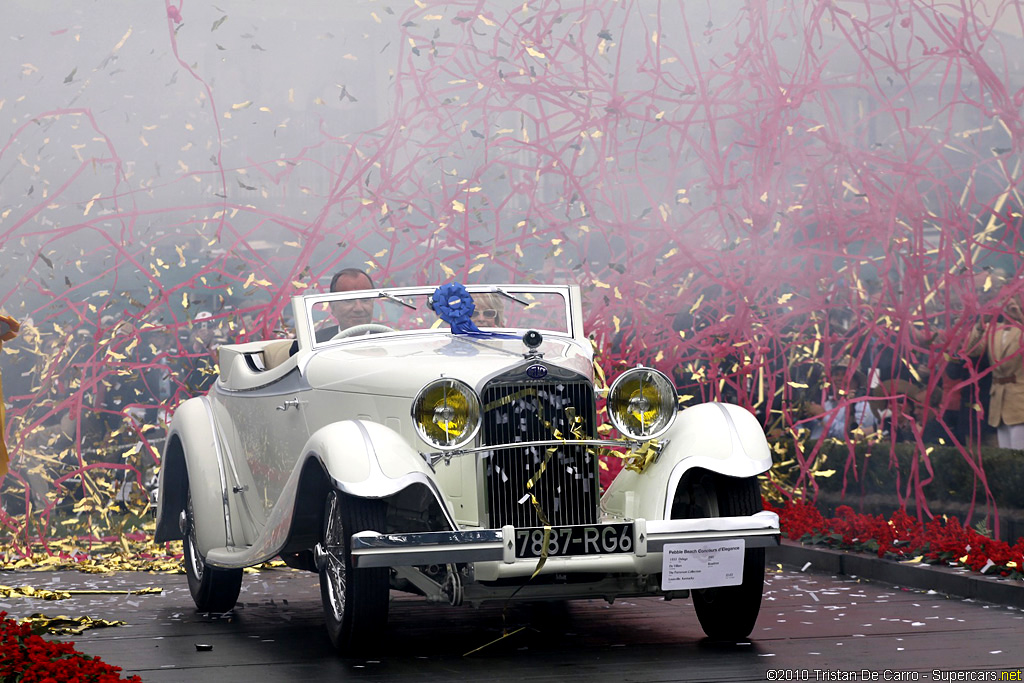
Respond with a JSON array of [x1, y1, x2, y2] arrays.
[[192, 319, 214, 347], [1006, 294, 1023, 323], [329, 273, 374, 329]]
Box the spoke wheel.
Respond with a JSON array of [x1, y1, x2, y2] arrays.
[[671, 471, 765, 641], [183, 490, 243, 613], [318, 491, 390, 655]]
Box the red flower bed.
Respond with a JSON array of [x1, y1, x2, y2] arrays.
[[0, 611, 141, 682], [766, 501, 1024, 579]]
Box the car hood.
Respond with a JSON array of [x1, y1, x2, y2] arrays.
[[304, 333, 593, 396]]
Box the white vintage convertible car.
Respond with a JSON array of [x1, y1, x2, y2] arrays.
[[155, 283, 779, 653]]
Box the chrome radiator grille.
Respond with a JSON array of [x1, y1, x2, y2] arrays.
[[482, 375, 598, 528]]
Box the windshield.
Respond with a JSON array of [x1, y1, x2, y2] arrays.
[[302, 285, 572, 347]]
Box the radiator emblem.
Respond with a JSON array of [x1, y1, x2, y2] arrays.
[[526, 364, 548, 379]]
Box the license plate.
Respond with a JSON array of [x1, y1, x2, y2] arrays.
[[514, 523, 634, 559]]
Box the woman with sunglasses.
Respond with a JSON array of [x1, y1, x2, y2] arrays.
[[470, 293, 505, 328]]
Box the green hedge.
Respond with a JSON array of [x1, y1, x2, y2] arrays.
[[769, 439, 1024, 511]]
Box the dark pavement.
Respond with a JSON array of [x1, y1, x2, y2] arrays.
[[3, 548, 1024, 682]]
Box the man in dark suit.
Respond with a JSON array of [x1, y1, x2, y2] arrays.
[[315, 268, 376, 342]]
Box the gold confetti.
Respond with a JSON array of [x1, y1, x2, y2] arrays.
[[83, 192, 102, 216], [21, 614, 127, 635], [112, 27, 133, 51]]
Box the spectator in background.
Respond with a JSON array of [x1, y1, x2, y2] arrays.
[[966, 282, 1024, 449], [970, 266, 1008, 446], [0, 314, 20, 477], [135, 326, 177, 427], [183, 311, 221, 395], [810, 358, 879, 441]]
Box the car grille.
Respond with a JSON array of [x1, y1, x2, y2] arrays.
[[481, 370, 598, 528]]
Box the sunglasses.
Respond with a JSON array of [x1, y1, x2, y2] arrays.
[[473, 308, 498, 319]]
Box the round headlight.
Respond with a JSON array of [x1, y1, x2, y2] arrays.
[[412, 378, 482, 450], [607, 367, 677, 439]]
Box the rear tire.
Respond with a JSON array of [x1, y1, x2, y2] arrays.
[[672, 471, 765, 641], [318, 491, 390, 655], [183, 490, 243, 613]]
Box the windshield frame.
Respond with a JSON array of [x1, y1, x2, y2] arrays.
[[292, 284, 579, 352]]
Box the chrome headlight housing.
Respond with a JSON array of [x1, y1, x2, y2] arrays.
[[412, 378, 482, 450], [607, 367, 677, 440]]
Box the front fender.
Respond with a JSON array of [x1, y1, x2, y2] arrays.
[[154, 397, 236, 554], [306, 420, 445, 501], [263, 420, 456, 558], [602, 402, 771, 522], [204, 419, 458, 569]]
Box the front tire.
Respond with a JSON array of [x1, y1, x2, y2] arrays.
[[318, 491, 390, 655], [183, 491, 243, 613], [672, 471, 765, 641]]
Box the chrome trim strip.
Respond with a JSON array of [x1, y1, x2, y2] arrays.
[[648, 533, 779, 551], [425, 438, 649, 465], [205, 402, 263, 533], [348, 515, 780, 568], [199, 396, 234, 548], [351, 529, 504, 567], [216, 366, 306, 396], [354, 529, 504, 548]]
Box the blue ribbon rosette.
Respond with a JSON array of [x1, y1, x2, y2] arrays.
[[431, 282, 485, 335]]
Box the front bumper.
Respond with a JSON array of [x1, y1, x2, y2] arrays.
[[351, 510, 779, 568]]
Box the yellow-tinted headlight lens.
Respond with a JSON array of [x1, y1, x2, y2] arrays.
[[607, 367, 677, 439], [412, 378, 481, 450]]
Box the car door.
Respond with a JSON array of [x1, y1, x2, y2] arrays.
[[215, 370, 312, 527]]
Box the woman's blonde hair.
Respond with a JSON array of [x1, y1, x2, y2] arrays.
[[472, 293, 505, 327]]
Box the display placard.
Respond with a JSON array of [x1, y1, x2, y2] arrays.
[[661, 540, 745, 590]]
